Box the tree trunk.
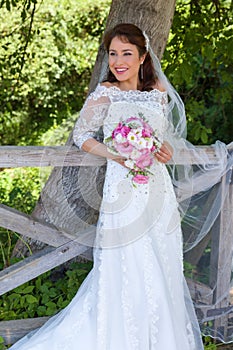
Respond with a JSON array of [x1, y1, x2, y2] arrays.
[[13, 0, 176, 257]]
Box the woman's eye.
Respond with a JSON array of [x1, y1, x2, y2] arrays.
[[109, 52, 116, 56], [124, 52, 132, 56]]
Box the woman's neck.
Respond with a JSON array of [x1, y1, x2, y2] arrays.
[[116, 80, 140, 91]]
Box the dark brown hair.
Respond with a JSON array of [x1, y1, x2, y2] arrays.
[[103, 23, 158, 91]]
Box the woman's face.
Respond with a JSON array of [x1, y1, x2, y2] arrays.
[[108, 36, 145, 87]]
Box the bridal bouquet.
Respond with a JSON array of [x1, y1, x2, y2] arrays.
[[104, 114, 162, 184]]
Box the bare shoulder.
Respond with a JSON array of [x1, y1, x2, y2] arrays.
[[153, 80, 166, 92]]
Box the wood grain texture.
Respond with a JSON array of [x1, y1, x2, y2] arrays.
[[0, 242, 91, 295], [209, 171, 233, 337], [0, 317, 49, 345], [0, 146, 105, 167], [0, 145, 222, 167], [0, 204, 75, 246]]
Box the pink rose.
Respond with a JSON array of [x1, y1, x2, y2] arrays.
[[151, 145, 156, 152], [142, 120, 153, 131], [132, 174, 149, 184], [142, 128, 152, 137], [125, 116, 140, 123], [114, 142, 134, 155], [112, 122, 123, 139], [120, 125, 131, 137], [135, 150, 153, 169]]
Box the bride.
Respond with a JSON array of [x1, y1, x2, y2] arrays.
[[10, 22, 231, 350]]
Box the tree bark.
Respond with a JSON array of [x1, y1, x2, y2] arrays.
[[13, 0, 176, 257]]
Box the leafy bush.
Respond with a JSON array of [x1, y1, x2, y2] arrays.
[[0, 0, 110, 145], [163, 0, 233, 144], [0, 167, 41, 268], [0, 261, 92, 320]]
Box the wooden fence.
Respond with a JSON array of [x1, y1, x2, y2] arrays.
[[0, 145, 232, 345]]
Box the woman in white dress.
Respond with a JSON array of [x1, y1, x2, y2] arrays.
[[10, 22, 226, 350]]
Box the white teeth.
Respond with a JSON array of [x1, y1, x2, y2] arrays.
[[116, 68, 127, 72]]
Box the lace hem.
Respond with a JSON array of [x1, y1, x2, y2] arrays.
[[96, 249, 108, 350], [121, 249, 140, 350], [143, 235, 159, 347]]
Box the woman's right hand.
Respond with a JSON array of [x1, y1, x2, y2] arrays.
[[111, 156, 127, 167], [81, 138, 127, 168]]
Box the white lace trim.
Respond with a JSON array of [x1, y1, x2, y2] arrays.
[[155, 223, 174, 304], [57, 279, 93, 349], [143, 235, 159, 347], [121, 249, 140, 350], [91, 84, 168, 105], [96, 248, 108, 350]]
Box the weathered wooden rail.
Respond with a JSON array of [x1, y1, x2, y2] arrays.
[[0, 145, 232, 345], [0, 145, 221, 168]]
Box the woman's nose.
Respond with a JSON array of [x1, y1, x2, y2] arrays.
[[115, 55, 123, 65]]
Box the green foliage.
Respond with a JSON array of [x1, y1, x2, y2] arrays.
[[0, 168, 41, 211], [0, 0, 39, 20], [203, 336, 218, 349], [0, 336, 6, 350], [0, 261, 93, 321], [164, 0, 233, 144], [0, 167, 41, 268], [183, 260, 196, 279], [0, 0, 110, 145]]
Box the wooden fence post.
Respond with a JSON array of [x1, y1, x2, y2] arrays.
[[209, 170, 233, 339]]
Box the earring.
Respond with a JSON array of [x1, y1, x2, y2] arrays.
[[140, 63, 144, 80]]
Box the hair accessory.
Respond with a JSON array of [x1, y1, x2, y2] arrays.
[[142, 31, 150, 52]]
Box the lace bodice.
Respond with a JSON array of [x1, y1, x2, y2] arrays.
[[73, 84, 168, 149], [91, 84, 168, 105]]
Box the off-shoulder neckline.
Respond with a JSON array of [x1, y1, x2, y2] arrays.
[[98, 83, 167, 95]]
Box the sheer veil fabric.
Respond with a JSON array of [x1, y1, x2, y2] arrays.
[[87, 40, 233, 342], [8, 27, 233, 349]]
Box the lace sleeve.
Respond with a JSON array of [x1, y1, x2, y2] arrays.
[[73, 88, 110, 149]]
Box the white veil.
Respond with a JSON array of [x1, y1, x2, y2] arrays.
[[149, 42, 233, 344], [87, 33, 233, 343], [148, 42, 233, 344]]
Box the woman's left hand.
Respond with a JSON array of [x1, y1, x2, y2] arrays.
[[155, 141, 173, 164]]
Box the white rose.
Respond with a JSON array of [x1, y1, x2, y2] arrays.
[[115, 133, 127, 143], [130, 149, 141, 160], [124, 159, 135, 169]]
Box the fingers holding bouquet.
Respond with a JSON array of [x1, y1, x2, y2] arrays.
[[112, 155, 128, 167], [154, 141, 173, 164]]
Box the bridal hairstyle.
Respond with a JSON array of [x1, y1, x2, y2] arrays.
[[103, 23, 158, 91]]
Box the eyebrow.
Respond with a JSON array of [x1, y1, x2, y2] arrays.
[[109, 49, 133, 52]]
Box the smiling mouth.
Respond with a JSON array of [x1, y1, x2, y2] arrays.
[[115, 68, 128, 74]]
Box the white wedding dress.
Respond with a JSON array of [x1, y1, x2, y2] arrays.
[[10, 85, 204, 350]]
